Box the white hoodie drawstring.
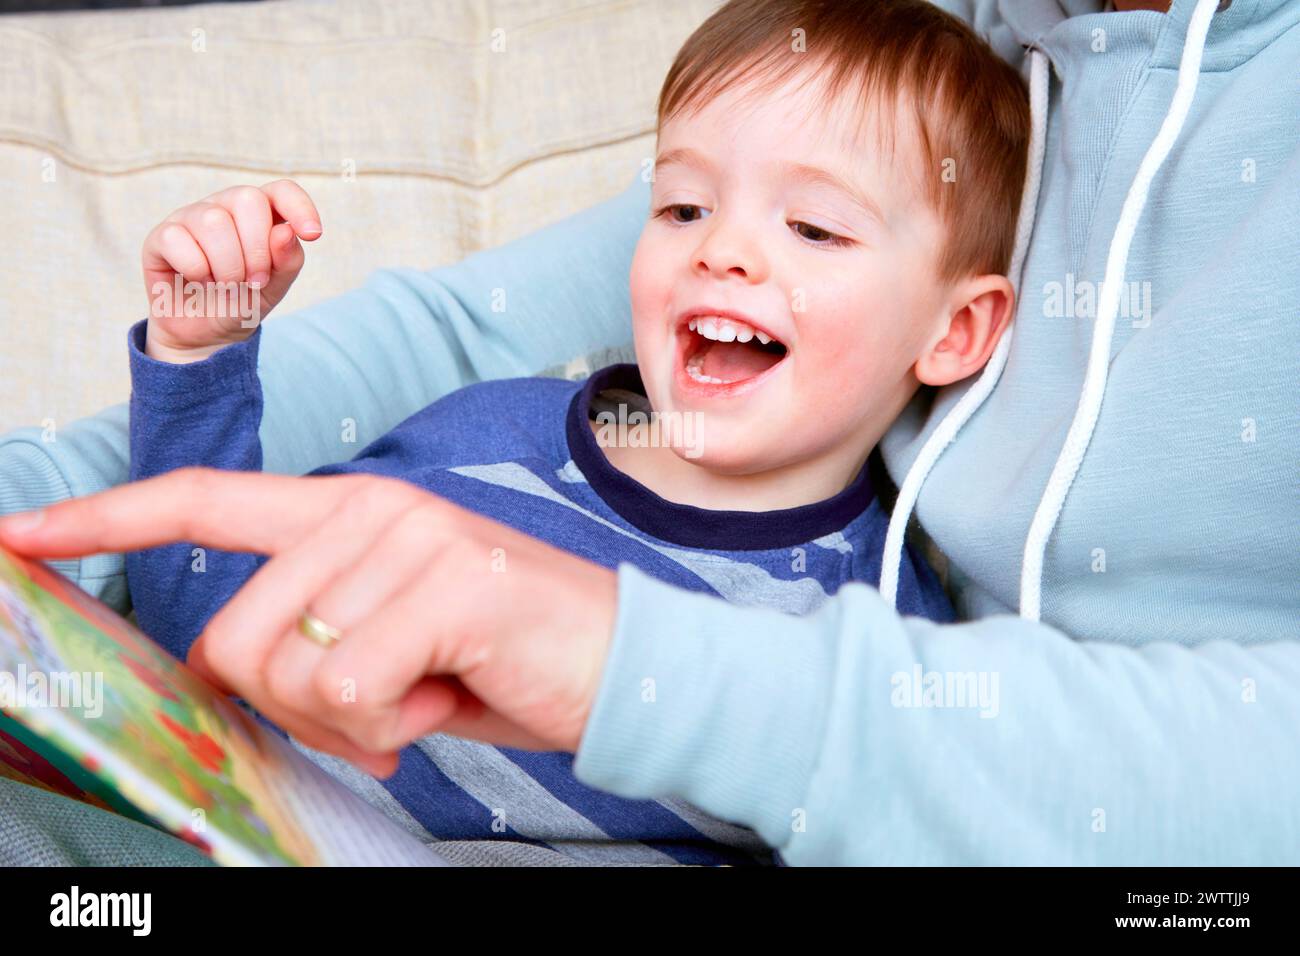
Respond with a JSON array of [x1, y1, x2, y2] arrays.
[[881, 0, 1221, 620], [878, 48, 1049, 608], [1019, 0, 1219, 621]]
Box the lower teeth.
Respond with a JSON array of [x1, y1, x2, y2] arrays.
[[685, 355, 725, 385]]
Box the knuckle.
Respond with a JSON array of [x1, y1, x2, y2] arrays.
[[353, 474, 423, 515], [158, 223, 187, 246], [230, 184, 264, 207], [428, 523, 478, 579], [346, 476, 396, 519], [320, 477, 388, 538], [199, 205, 231, 230], [386, 503, 444, 554]]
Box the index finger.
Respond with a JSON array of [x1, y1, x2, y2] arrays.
[[0, 468, 362, 559], [259, 179, 322, 240]]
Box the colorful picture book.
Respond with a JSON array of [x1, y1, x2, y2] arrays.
[[0, 542, 446, 866]]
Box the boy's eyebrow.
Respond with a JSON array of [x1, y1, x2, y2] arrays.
[[654, 147, 885, 226], [654, 146, 714, 177], [780, 160, 887, 226]]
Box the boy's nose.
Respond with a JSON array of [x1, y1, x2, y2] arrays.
[[692, 218, 769, 284]]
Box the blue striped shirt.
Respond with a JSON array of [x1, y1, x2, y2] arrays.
[[125, 317, 953, 865]]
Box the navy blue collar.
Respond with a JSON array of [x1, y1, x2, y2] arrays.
[[564, 364, 876, 550]]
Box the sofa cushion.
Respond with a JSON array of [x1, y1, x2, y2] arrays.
[[0, 0, 719, 433]]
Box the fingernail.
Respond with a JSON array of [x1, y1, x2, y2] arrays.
[[248, 272, 269, 289], [0, 509, 45, 534], [300, 220, 321, 236]]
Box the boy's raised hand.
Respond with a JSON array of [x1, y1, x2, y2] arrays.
[[141, 180, 322, 363]]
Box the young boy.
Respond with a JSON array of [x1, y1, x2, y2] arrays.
[[126, 0, 1028, 865]]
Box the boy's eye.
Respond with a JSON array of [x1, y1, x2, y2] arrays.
[[656, 203, 709, 224], [791, 221, 851, 248], [655, 205, 852, 249]]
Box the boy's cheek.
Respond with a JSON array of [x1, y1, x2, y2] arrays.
[[629, 252, 674, 328], [790, 337, 883, 410]]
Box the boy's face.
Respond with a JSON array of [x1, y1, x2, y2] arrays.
[[630, 68, 955, 480]]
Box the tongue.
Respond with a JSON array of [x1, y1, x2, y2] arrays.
[[699, 339, 783, 382]]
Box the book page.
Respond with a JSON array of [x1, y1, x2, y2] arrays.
[[0, 543, 446, 867]]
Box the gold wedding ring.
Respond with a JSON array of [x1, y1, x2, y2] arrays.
[[297, 609, 343, 648]]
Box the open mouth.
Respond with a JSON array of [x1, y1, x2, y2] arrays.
[[677, 314, 789, 390]]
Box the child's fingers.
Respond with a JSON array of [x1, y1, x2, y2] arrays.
[[142, 221, 212, 291], [259, 179, 322, 241], [180, 203, 246, 285], [220, 186, 274, 287], [268, 221, 304, 277]]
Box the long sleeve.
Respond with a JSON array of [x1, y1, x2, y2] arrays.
[[0, 403, 131, 612], [0, 171, 649, 612], [124, 319, 269, 660], [573, 564, 1300, 864]]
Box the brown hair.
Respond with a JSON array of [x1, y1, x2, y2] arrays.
[[656, 0, 1030, 282]]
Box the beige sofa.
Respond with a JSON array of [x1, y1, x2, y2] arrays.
[[0, 0, 721, 435]]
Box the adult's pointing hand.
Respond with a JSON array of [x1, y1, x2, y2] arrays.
[[0, 468, 618, 777]]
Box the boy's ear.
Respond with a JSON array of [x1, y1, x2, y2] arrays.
[[914, 274, 1015, 388]]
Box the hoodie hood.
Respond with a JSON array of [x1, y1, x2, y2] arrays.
[[880, 0, 1263, 620]]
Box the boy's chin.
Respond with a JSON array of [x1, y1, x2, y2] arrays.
[[668, 432, 780, 474]]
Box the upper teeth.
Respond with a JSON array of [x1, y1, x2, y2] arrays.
[[687, 316, 772, 345]]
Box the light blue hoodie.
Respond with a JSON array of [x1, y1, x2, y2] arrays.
[[1, 0, 1296, 863]]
